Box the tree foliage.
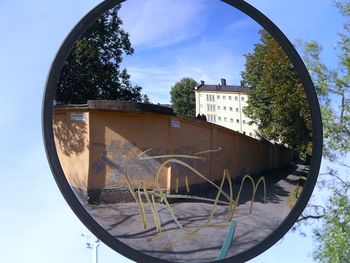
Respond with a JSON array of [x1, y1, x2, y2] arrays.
[[313, 193, 350, 263], [300, 1, 350, 261], [241, 29, 312, 156], [56, 5, 145, 104], [303, 1, 350, 161], [170, 77, 197, 116]]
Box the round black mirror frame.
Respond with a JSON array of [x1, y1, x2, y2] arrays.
[[42, 0, 323, 262]]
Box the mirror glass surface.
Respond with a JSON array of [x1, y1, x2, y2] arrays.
[[52, 0, 314, 262]]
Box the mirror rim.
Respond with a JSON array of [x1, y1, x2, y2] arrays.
[[42, 0, 323, 262]]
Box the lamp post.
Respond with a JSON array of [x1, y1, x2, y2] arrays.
[[82, 234, 100, 263]]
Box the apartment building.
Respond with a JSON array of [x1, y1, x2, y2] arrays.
[[194, 78, 258, 138]]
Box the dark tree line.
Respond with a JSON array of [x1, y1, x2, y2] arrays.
[[56, 4, 149, 105]]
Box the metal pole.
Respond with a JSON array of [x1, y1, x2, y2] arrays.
[[82, 234, 100, 263], [92, 240, 100, 263]]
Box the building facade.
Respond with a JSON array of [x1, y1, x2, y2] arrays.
[[194, 78, 259, 138]]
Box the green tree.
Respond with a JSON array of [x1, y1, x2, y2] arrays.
[[241, 29, 312, 156], [142, 94, 151, 104], [170, 77, 197, 116], [299, 1, 350, 261], [303, 2, 350, 162], [56, 5, 146, 104], [313, 194, 350, 263]]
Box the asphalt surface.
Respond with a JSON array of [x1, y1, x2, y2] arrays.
[[83, 162, 306, 262]]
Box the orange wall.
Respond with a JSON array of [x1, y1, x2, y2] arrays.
[[53, 109, 90, 191], [54, 107, 293, 194]]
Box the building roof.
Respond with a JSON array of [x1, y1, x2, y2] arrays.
[[54, 100, 175, 115], [194, 78, 250, 93], [195, 84, 250, 93]]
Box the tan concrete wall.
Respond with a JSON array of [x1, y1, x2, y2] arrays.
[[54, 106, 293, 194], [87, 111, 170, 192], [53, 109, 90, 191]]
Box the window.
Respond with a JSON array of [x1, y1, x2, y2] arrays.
[[224, 117, 227, 122], [230, 118, 233, 123], [229, 96, 232, 100], [241, 96, 245, 101], [207, 104, 216, 112], [235, 96, 238, 101], [223, 106, 226, 110], [243, 120, 246, 124], [217, 95, 220, 99], [218, 117, 221, 121], [207, 94, 215, 101], [218, 106, 221, 110], [230, 107, 233, 111], [236, 119, 239, 123], [223, 95, 226, 100], [243, 131, 246, 135], [235, 108, 239, 112], [249, 132, 252, 136]]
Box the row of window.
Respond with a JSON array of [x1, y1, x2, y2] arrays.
[[204, 104, 242, 112], [221, 117, 237, 123], [205, 94, 246, 102], [217, 95, 245, 101], [207, 104, 216, 112], [207, 114, 216, 122], [218, 106, 240, 112], [212, 116, 250, 125], [206, 94, 215, 101]]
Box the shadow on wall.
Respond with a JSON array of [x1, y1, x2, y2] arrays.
[[53, 113, 87, 156]]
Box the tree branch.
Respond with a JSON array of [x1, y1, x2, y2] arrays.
[[297, 214, 325, 223]]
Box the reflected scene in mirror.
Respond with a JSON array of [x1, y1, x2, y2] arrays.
[[53, 0, 312, 262]]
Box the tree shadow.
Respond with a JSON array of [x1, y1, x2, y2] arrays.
[[213, 161, 308, 205], [83, 195, 290, 261], [53, 111, 87, 156]]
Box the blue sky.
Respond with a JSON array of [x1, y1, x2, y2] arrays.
[[119, 0, 261, 104], [0, 0, 345, 262]]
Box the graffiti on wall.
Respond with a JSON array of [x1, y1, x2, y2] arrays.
[[91, 142, 267, 258]]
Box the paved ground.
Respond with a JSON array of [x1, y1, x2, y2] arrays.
[[83, 162, 306, 262]]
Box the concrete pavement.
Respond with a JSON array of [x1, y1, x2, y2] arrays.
[[82, 162, 306, 262]]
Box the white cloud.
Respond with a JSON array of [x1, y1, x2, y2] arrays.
[[119, 0, 209, 49], [125, 36, 247, 104], [225, 17, 257, 32]]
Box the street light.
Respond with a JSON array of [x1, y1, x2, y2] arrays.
[[82, 234, 100, 263]]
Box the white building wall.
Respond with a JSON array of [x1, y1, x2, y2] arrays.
[[195, 90, 259, 139]]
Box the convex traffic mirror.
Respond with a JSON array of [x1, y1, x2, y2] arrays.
[[43, 0, 322, 262]]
